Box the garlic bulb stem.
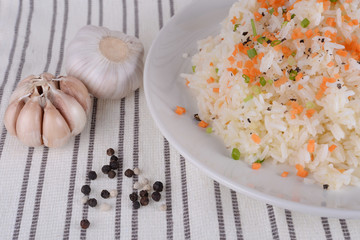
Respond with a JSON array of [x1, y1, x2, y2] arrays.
[[99, 37, 129, 62]]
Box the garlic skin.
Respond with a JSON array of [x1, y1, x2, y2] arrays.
[[65, 25, 144, 99], [3, 73, 91, 148]]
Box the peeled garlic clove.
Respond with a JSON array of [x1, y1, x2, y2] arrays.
[[4, 100, 25, 136], [16, 97, 43, 147], [59, 76, 91, 115], [48, 89, 86, 135], [42, 100, 71, 148], [65, 25, 144, 99]]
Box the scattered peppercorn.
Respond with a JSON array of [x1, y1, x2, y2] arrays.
[[80, 219, 90, 229], [193, 114, 201, 121], [88, 171, 97, 180], [153, 181, 163, 192], [87, 198, 97, 207], [108, 170, 116, 179], [140, 197, 149, 206], [110, 155, 118, 162], [133, 201, 141, 209], [101, 165, 111, 174], [124, 169, 134, 178], [107, 148, 115, 156], [101, 190, 110, 199], [81, 185, 91, 195], [323, 184, 329, 190], [242, 31, 248, 36], [129, 192, 138, 202], [139, 190, 148, 198], [110, 161, 119, 170], [151, 191, 161, 202], [337, 83, 342, 89]]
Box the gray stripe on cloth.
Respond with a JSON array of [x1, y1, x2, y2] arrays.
[[87, 0, 91, 25], [164, 138, 173, 239], [321, 217, 333, 240], [179, 155, 191, 240], [114, 98, 126, 240], [266, 204, 280, 240], [12, 147, 34, 240], [339, 219, 351, 240], [62, 135, 81, 239], [114, 1, 127, 238], [230, 190, 243, 240], [285, 209, 296, 240], [10, 1, 35, 238], [55, 0, 69, 76], [99, 0, 103, 26], [214, 181, 226, 240], [80, 98, 98, 240], [29, 147, 49, 239], [157, 0, 163, 28], [0, 0, 23, 104], [169, 0, 174, 17], [131, 0, 140, 239], [28, 0, 58, 237]]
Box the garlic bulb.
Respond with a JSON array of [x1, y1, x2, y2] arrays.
[[65, 25, 144, 99], [4, 73, 91, 148]]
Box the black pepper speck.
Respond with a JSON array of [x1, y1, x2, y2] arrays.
[[107, 148, 115, 156], [101, 190, 110, 199], [151, 192, 161, 202], [80, 219, 90, 229], [87, 198, 97, 207], [81, 185, 91, 195], [88, 171, 97, 180], [101, 165, 111, 174]]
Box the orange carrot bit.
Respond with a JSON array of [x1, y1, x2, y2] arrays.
[[274, 75, 288, 87], [198, 120, 208, 128], [260, 1, 268, 8], [175, 106, 186, 115], [295, 72, 303, 81], [306, 109, 316, 118], [345, 0, 352, 3], [291, 114, 296, 119], [311, 52, 318, 58], [237, 61, 243, 68], [232, 48, 239, 56], [344, 64, 350, 71], [251, 133, 261, 144], [348, 21, 354, 27], [286, 12, 291, 21], [297, 169, 308, 178], [245, 60, 253, 69], [281, 171, 289, 177], [353, 19, 359, 25], [282, 46, 292, 58], [210, 62, 214, 66], [315, 89, 324, 100], [253, 35, 261, 42], [305, 29, 314, 38], [254, 11, 262, 21], [207, 77, 215, 83], [329, 144, 337, 152], [334, 73, 340, 79], [291, 28, 304, 40], [252, 162, 262, 170], [213, 88, 219, 93], [336, 49, 348, 57], [338, 169, 345, 173], [227, 68, 238, 76], [231, 16, 238, 24], [327, 61, 335, 67], [274, 44, 282, 51], [228, 56, 236, 65], [340, 4, 345, 11], [185, 79, 190, 87], [295, 164, 304, 171], [326, 17, 336, 27], [307, 139, 315, 153], [258, 52, 265, 60]]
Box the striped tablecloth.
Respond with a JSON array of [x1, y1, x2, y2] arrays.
[[0, 0, 359, 239]]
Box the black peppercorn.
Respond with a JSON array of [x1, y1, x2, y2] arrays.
[[153, 181, 163, 192], [110, 161, 119, 170], [80, 219, 90, 229], [151, 191, 161, 202], [101, 190, 110, 199], [87, 198, 97, 207], [124, 169, 134, 178], [129, 192, 138, 202], [139, 190, 148, 198], [81, 185, 91, 195], [323, 184, 329, 190], [133, 201, 141, 209], [110, 155, 118, 162], [101, 165, 111, 174], [107, 148, 115, 156], [140, 197, 149, 206], [88, 171, 97, 180], [108, 170, 116, 179]]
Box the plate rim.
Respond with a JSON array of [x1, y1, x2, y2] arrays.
[[143, 0, 360, 219]]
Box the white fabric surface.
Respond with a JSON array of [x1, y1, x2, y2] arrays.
[[0, 0, 359, 239]]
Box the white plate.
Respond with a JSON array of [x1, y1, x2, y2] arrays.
[[144, 0, 360, 218]]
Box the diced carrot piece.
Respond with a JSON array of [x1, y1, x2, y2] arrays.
[[353, 19, 359, 25], [258, 52, 264, 60], [252, 162, 262, 170], [315, 89, 324, 100], [291, 114, 296, 119], [274, 75, 288, 87], [329, 144, 337, 152], [295, 72, 303, 81], [326, 17, 336, 27], [227, 68, 238, 75], [175, 106, 186, 115], [307, 139, 315, 153], [228, 56, 236, 65], [207, 77, 215, 83], [298, 84, 304, 90], [334, 73, 340, 79], [186, 79, 190, 87], [254, 12, 262, 21], [245, 60, 253, 69], [213, 88, 219, 93], [237, 61, 243, 68], [231, 16, 238, 24], [344, 64, 350, 71], [281, 171, 289, 177], [210, 62, 214, 66], [286, 12, 291, 21], [253, 35, 261, 42], [336, 50, 348, 57], [338, 169, 345, 173], [251, 133, 261, 144], [297, 169, 308, 178], [282, 46, 292, 58], [260, 2, 268, 8], [327, 61, 334, 67], [295, 164, 304, 170], [306, 109, 316, 118], [311, 52, 318, 58], [198, 121, 208, 128], [305, 29, 313, 38]]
